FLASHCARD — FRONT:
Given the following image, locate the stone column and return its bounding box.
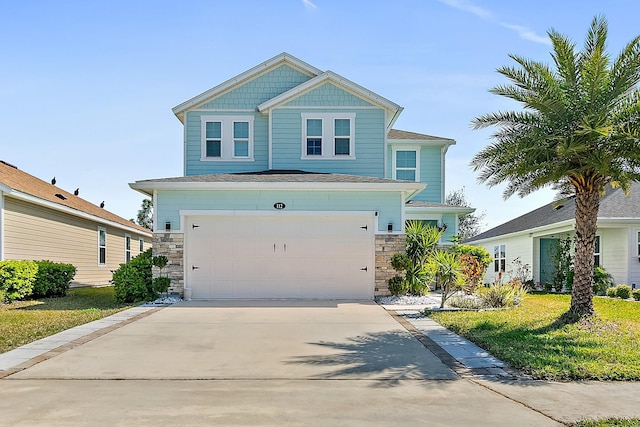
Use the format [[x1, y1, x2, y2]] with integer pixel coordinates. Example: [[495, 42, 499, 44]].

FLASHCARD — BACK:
[[152, 232, 184, 296], [375, 234, 405, 296]]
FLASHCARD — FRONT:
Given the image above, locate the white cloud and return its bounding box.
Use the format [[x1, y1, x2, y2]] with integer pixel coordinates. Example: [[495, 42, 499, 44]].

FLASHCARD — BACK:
[[436, 0, 493, 20], [437, 0, 550, 45], [302, 0, 317, 9], [499, 23, 551, 45]]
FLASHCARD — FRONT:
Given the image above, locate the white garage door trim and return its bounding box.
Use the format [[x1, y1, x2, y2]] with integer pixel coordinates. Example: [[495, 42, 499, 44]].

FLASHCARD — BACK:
[[183, 210, 377, 300]]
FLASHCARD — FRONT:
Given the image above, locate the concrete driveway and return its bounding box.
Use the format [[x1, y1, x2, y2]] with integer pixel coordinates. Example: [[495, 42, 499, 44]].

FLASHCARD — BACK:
[[1, 301, 560, 426]]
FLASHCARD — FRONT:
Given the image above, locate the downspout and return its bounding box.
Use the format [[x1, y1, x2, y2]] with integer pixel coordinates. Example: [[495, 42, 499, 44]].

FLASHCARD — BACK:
[[183, 113, 188, 176], [152, 190, 158, 234], [268, 109, 273, 170], [0, 192, 4, 260], [441, 145, 448, 203]]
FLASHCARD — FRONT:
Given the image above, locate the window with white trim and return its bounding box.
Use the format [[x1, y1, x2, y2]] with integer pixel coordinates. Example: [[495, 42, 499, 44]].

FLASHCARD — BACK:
[[98, 227, 107, 266], [201, 116, 254, 161], [393, 148, 420, 182], [494, 244, 506, 273], [139, 238, 145, 254], [637, 231, 640, 257], [594, 235, 601, 267], [125, 234, 132, 262], [301, 113, 355, 159]]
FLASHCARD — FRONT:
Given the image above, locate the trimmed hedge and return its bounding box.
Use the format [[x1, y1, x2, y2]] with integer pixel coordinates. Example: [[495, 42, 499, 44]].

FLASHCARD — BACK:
[[32, 260, 76, 298], [0, 260, 38, 303]]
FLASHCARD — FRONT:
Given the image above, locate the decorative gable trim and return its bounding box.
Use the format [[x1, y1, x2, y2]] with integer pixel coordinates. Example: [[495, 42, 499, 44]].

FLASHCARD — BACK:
[[257, 71, 403, 129], [172, 53, 322, 122]]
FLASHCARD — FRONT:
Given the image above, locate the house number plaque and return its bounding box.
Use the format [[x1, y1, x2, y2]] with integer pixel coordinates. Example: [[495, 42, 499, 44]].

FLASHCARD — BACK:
[[273, 202, 286, 210]]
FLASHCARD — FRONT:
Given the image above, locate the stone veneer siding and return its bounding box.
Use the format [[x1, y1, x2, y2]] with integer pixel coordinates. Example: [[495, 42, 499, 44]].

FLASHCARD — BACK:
[[152, 233, 184, 295], [375, 234, 405, 296]]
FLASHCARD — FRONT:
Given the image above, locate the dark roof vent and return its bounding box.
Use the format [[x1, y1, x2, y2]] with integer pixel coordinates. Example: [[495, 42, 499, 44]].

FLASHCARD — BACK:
[[0, 160, 18, 169], [55, 193, 67, 200]]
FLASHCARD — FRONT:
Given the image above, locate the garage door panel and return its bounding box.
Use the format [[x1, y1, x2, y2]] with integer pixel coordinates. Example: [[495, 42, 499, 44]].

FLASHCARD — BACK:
[[186, 214, 375, 299]]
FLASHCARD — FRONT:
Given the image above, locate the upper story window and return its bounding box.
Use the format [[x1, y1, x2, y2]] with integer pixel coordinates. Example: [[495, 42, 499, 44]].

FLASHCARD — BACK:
[[301, 113, 355, 159], [494, 244, 506, 273], [201, 116, 254, 161], [393, 147, 420, 182]]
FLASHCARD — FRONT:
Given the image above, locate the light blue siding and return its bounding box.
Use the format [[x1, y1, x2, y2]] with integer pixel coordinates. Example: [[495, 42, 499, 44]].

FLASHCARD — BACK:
[[201, 65, 313, 109], [184, 111, 268, 175], [284, 83, 374, 107], [414, 146, 442, 203], [157, 190, 401, 233], [441, 213, 457, 243], [271, 108, 386, 176]]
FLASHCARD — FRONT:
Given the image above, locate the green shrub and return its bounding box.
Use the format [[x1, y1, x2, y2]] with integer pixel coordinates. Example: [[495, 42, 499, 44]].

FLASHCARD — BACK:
[[388, 275, 409, 295], [153, 277, 171, 294], [616, 285, 632, 300], [593, 266, 615, 295], [112, 249, 155, 303], [0, 260, 38, 303], [477, 280, 527, 308], [31, 260, 76, 298], [633, 289, 640, 301], [606, 286, 618, 298]]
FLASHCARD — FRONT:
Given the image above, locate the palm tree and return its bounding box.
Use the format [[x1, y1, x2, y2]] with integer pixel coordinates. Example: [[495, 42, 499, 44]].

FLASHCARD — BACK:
[[471, 16, 640, 318]]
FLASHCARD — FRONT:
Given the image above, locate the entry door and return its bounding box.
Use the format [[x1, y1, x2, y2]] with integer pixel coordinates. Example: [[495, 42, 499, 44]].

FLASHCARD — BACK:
[[185, 213, 375, 299]]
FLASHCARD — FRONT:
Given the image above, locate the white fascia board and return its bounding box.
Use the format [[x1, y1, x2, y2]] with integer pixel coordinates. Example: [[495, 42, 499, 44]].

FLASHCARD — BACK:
[[5, 189, 152, 237], [467, 219, 576, 244], [130, 180, 425, 194], [257, 71, 402, 116], [405, 205, 475, 215], [387, 138, 456, 147], [172, 53, 322, 121]]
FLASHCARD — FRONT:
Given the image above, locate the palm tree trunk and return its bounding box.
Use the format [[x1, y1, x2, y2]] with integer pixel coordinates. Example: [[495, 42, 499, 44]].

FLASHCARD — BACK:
[[570, 187, 600, 317]]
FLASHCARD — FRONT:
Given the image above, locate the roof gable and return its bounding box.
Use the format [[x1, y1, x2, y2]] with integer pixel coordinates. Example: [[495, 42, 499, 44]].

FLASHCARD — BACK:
[[388, 129, 455, 146], [0, 161, 150, 235], [172, 53, 322, 122], [466, 183, 640, 242], [283, 82, 375, 108], [257, 71, 402, 128]]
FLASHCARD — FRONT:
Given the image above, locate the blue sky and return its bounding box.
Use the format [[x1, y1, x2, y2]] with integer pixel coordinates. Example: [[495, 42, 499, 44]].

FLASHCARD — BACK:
[[1, 0, 638, 229]]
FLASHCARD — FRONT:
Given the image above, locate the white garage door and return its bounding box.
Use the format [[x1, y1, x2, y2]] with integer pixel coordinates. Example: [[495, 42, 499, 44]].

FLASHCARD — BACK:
[[185, 213, 375, 299]]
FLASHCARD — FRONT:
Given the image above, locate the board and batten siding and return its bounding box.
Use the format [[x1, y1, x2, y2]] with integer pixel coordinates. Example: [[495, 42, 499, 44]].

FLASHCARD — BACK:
[[270, 107, 386, 176], [156, 189, 402, 233], [2, 197, 151, 286], [476, 235, 533, 284]]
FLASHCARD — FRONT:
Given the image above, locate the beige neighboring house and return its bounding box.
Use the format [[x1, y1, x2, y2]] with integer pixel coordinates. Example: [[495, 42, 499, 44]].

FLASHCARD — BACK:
[[0, 160, 152, 286]]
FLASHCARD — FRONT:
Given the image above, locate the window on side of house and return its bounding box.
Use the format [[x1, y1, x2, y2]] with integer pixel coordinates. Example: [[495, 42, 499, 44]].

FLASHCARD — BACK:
[[394, 149, 419, 182], [139, 238, 145, 254], [125, 234, 131, 262], [594, 235, 601, 267], [637, 231, 640, 257], [301, 113, 355, 159], [494, 244, 506, 273], [201, 116, 254, 161], [98, 227, 107, 266]]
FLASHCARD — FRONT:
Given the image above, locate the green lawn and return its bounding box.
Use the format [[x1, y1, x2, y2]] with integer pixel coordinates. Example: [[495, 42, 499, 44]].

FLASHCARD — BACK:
[[577, 419, 640, 427], [428, 294, 640, 380], [0, 287, 132, 354]]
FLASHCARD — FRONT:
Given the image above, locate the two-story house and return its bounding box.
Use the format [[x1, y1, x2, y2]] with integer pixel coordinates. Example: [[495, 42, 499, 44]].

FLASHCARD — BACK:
[[130, 53, 472, 300]]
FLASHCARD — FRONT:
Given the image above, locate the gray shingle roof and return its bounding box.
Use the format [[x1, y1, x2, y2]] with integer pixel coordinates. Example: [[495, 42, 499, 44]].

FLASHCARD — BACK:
[[135, 170, 408, 184], [388, 129, 454, 142], [466, 183, 640, 242]]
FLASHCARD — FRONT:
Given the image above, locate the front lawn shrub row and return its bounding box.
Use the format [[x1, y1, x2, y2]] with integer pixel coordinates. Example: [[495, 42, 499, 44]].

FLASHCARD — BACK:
[[633, 289, 640, 301], [0, 260, 76, 303], [607, 285, 633, 300]]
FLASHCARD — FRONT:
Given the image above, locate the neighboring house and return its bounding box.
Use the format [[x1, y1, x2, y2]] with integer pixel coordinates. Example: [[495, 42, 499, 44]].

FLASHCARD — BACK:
[[0, 160, 152, 286], [466, 183, 640, 288], [130, 52, 473, 300]]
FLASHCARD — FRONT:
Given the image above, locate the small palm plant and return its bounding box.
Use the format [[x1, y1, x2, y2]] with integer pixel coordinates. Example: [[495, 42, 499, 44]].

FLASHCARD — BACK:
[[428, 250, 466, 308]]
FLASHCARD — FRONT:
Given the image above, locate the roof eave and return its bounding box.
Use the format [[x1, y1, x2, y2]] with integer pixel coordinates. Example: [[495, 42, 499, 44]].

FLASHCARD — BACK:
[[172, 53, 322, 122], [257, 71, 402, 119]]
